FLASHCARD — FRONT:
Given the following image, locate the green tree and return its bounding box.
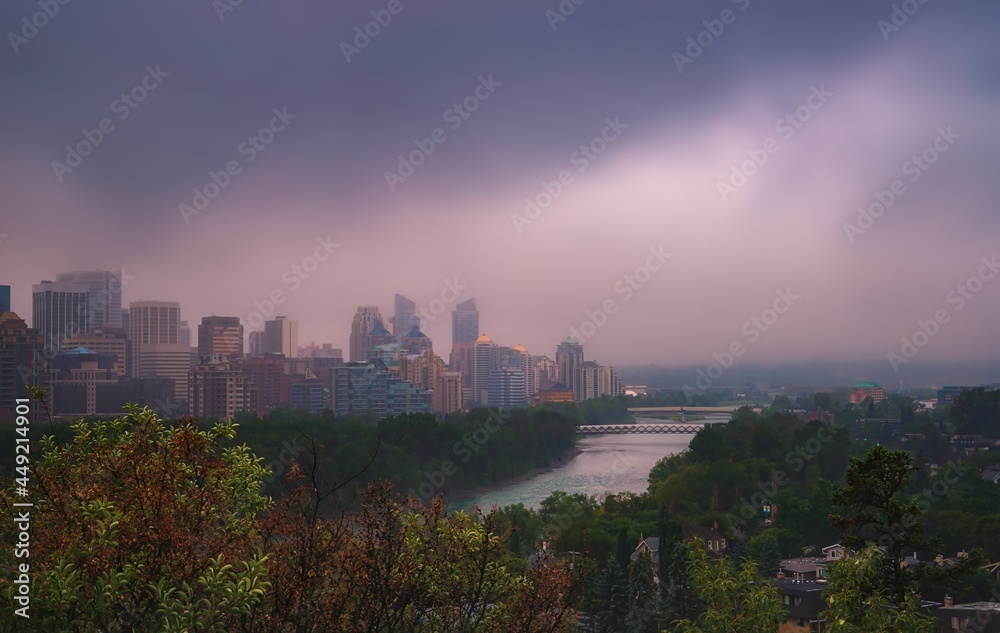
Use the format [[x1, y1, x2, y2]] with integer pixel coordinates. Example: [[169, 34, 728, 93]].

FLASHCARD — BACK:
[[673, 538, 785, 633], [820, 547, 936, 633], [749, 531, 781, 578], [625, 549, 659, 633], [582, 557, 628, 633]]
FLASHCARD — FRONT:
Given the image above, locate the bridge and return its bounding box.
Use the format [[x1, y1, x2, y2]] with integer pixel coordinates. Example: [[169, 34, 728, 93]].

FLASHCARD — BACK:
[[627, 406, 748, 413], [577, 422, 716, 435]]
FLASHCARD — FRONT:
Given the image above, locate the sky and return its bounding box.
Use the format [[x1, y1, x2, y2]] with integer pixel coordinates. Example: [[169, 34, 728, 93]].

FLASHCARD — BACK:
[[1, 0, 999, 376]]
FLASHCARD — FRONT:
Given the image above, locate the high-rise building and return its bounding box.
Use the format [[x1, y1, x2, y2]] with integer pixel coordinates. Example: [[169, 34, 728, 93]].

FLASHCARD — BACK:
[[452, 298, 479, 346], [128, 301, 181, 379], [234, 357, 289, 413], [0, 285, 9, 313], [189, 355, 248, 419], [179, 320, 191, 347], [33, 281, 90, 356], [263, 316, 297, 358], [556, 338, 584, 400], [290, 378, 329, 416], [489, 366, 527, 409], [434, 372, 463, 414], [402, 324, 432, 355], [332, 362, 388, 416], [248, 330, 264, 357], [198, 316, 244, 361], [0, 311, 47, 419], [137, 343, 190, 409], [393, 294, 418, 342], [63, 329, 128, 377], [366, 320, 395, 352], [49, 346, 121, 417], [574, 361, 625, 401], [471, 334, 497, 406], [350, 306, 382, 362], [55, 270, 123, 331], [531, 355, 556, 396]]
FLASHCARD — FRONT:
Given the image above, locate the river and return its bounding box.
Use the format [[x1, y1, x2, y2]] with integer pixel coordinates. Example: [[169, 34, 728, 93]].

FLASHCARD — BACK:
[[451, 415, 725, 511]]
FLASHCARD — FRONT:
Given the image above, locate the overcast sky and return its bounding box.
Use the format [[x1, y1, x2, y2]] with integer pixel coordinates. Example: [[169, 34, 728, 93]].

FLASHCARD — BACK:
[[1, 0, 998, 372]]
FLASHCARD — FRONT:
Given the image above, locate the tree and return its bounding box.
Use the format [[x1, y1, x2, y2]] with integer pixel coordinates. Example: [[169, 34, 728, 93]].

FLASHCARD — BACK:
[[626, 549, 659, 633], [749, 531, 781, 578], [582, 557, 628, 633], [673, 538, 785, 633], [950, 388, 1000, 435], [659, 538, 699, 629], [829, 445, 984, 604], [820, 547, 936, 633]]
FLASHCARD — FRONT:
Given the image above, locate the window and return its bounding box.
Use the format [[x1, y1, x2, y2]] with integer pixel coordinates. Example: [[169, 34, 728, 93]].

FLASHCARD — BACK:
[[783, 594, 791, 605]]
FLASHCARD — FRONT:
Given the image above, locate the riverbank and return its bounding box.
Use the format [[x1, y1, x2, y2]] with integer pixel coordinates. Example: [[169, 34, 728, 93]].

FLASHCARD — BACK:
[[448, 446, 584, 510]]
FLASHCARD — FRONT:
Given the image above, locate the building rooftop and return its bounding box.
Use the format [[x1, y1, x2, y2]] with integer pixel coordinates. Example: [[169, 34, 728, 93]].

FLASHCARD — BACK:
[[475, 334, 493, 344]]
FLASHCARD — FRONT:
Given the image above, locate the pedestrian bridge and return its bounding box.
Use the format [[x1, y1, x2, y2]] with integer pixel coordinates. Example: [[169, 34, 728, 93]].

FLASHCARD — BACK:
[[576, 423, 716, 435]]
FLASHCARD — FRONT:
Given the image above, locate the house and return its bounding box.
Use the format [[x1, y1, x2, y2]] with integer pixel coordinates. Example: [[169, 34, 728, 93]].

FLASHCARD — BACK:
[[983, 561, 1000, 581], [779, 544, 846, 581], [683, 525, 726, 555], [630, 536, 660, 566], [982, 466, 1000, 484], [935, 599, 1000, 633], [771, 577, 828, 632]]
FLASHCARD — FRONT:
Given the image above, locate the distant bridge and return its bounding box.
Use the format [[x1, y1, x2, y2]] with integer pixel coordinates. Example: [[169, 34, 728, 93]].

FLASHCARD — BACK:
[[627, 406, 750, 413], [577, 423, 717, 435]]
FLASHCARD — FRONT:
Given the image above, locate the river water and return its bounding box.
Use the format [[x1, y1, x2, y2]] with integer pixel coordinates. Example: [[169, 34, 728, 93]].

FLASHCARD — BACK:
[[451, 416, 723, 511]]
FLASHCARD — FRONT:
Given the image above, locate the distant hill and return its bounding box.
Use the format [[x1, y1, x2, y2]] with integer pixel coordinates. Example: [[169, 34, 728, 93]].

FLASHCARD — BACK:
[[616, 360, 1000, 390]]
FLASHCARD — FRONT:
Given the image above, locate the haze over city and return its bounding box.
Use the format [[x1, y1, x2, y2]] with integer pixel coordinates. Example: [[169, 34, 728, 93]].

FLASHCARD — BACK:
[[2, 0, 999, 373]]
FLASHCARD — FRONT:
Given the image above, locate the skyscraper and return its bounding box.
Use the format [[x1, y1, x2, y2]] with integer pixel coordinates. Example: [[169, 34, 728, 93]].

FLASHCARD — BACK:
[[0, 285, 10, 312], [129, 301, 187, 407], [471, 334, 496, 406], [556, 337, 584, 400], [393, 294, 418, 342], [489, 366, 527, 409], [451, 298, 479, 345], [350, 306, 382, 362], [263, 316, 298, 358], [198, 316, 244, 361], [0, 312, 47, 418], [33, 281, 90, 356], [55, 270, 123, 331]]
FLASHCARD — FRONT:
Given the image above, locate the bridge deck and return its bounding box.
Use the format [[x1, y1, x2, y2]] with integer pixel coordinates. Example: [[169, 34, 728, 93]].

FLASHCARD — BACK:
[[577, 423, 716, 435]]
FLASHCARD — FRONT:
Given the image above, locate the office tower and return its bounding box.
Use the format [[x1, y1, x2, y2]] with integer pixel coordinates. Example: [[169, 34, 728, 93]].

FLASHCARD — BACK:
[[451, 298, 479, 345], [303, 342, 342, 359], [55, 270, 123, 331], [0, 312, 47, 417], [121, 308, 129, 334], [367, 320, 395, 351], [128, 301, 188, 407], [471, 334, 497, 406], [248, 330, 264, 357], [332, 362, 388, 416], [602, 365, 625, 398], [489, 366, 527, 409], [179, 320, 191, 347], [350, 306, 383, 362], [234, 357, 289, 413], [0, 285, 9, 312], [189, 355, 249, 419], [290, 378, 329, 416], [556, 337, 584, 400], [402, 324, 432, 355], [263, 316, 298, 358], [32, 280, 90, 355], [393, 294, 418, 342], [198, 316, 244, 361], [49, 346, 122, 417], [63, 329, 128, 377]]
